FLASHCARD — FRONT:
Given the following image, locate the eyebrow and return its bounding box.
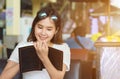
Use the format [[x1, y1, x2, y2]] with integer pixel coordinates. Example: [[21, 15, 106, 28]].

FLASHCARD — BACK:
[[37, 24, 54, 28]]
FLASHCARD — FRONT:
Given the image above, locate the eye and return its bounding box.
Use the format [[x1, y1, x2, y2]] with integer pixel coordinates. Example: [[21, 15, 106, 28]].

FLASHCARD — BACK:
[[37, 24, 43, 29], [47, 28, 52, 31], [38, 26, 42, 29]]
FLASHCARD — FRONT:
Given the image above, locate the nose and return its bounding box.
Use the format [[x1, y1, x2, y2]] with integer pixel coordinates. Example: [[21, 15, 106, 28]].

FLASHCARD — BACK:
[[41, 29, 46, 35]]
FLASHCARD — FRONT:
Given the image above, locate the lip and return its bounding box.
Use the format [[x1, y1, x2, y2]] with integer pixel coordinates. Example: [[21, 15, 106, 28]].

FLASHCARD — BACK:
[[39, 37, 47, 40], [40, 38, 46, 40]]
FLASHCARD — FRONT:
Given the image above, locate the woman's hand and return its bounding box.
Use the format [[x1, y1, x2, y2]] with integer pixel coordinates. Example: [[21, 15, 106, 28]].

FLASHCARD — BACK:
[[34, 41, 49, 61]]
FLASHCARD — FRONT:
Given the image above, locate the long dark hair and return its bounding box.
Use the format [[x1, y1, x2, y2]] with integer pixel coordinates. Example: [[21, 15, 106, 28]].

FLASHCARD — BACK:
[[27, 6, 63, 44]]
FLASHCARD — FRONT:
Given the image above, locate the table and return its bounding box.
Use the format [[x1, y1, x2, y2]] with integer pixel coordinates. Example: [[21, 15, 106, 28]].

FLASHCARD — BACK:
[[95, 42, 120, 79]]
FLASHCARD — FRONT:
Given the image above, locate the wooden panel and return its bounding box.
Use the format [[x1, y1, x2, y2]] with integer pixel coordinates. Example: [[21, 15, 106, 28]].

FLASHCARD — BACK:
[[69, 0, 98, 2], [69, 0, 108, 3], [70, 49, 94, 61], [95, 42, 120, 47]]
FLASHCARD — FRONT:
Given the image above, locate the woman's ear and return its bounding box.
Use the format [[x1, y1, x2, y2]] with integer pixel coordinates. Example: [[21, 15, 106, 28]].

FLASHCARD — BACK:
[[55, 30, 58, 34], [55, 28, 59, 34]]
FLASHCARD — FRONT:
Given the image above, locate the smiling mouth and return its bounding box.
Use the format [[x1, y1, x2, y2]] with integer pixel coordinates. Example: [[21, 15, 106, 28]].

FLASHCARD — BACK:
[[40, 37, 47, 40]]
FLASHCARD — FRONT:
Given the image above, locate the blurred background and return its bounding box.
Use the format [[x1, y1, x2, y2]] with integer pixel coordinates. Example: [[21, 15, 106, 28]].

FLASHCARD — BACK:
[[0, 0, 120, 58]]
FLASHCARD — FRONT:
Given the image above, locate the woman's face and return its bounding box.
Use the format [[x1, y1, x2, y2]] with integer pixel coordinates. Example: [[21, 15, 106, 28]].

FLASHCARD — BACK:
[[34, 17, 57, 44]]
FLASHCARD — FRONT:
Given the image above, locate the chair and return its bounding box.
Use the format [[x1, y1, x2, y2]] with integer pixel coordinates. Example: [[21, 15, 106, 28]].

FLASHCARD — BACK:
[[70, 48, 94, 61], [0, 59, 21, 79], [6, 48, 13, 59], [64, 48, 94, 79], [0, 59, 7, 74], [6, 42, 18, 59], [64, 60, 81, 79]]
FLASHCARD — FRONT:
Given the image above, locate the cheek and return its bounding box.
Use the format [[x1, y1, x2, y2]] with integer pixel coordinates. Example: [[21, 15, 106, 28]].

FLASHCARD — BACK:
[[35, 28, 41, 34], [48, 31, 56, 38], [48, 32, 55, 37]]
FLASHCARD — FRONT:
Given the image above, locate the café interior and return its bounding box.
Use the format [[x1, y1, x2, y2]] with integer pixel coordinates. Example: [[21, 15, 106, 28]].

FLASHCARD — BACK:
[[1, 0, 120, 79]]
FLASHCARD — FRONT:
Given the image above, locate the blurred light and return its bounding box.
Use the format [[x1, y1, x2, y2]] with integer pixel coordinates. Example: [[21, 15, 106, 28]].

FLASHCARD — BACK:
[[49, 0, 56, 3], [90, 17, 99, 34], [99, 16, 106, 24], [0, 0, 5, 9], [111, 0, 120, 8]]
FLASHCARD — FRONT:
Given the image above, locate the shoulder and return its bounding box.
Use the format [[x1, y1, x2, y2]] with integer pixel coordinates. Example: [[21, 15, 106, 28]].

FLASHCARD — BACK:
[[54, 43, 69, 47], [53, 43, 70, 51]]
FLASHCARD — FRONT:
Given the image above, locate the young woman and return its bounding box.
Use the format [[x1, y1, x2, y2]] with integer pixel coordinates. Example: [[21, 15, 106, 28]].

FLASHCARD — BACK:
[[0, 6, 70, 79]]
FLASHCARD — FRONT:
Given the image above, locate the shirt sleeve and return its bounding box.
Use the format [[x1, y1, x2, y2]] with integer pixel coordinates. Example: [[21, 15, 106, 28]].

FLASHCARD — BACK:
[[62, 43, 71, 71], [8, 43, 20, 63]]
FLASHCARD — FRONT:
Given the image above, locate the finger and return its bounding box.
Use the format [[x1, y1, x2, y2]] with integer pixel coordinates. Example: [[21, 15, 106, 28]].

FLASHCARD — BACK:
[[33, 42, 40, 55], [36, 41, 39, 48], [39, 41, 44, 48], [44, 41, 48, 48]]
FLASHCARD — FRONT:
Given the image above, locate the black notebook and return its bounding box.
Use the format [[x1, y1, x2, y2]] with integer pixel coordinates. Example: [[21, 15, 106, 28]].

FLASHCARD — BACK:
[[19, 45, 63, 73]]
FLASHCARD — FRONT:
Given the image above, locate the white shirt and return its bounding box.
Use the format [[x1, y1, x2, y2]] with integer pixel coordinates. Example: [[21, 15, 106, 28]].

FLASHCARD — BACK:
[[9, 41, 71, 79]]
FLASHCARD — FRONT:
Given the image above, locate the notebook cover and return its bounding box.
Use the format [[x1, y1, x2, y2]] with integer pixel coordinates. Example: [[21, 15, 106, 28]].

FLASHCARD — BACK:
[[19, 45, 63, 73]]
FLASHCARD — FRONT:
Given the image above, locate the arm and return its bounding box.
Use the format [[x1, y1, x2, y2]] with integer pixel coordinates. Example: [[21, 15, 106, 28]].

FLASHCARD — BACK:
[[0, 60, 19, 79]]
